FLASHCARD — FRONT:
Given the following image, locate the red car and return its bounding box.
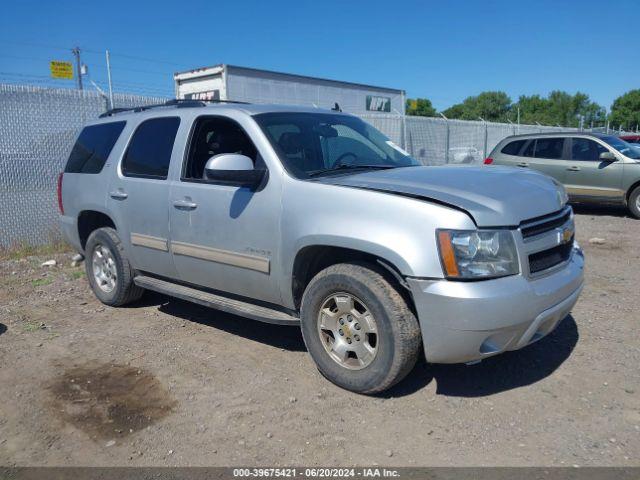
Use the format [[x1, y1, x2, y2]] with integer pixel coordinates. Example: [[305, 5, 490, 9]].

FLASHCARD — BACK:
[[620, 134, 640, 145]]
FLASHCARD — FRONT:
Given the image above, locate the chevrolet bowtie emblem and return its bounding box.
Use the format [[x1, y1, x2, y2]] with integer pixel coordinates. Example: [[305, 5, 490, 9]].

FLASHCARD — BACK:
[[561, 226, 574, 244]]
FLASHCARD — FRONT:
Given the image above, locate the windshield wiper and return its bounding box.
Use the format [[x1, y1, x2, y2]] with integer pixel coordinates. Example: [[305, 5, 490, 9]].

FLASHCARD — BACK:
[[307, 164, 398, 177]]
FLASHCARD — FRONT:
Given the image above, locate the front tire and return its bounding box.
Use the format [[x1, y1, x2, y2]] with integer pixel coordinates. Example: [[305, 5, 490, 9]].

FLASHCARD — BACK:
[[85, 227, 143, 306], [300, 262, 421, 394], [628, 186, 640, 219]]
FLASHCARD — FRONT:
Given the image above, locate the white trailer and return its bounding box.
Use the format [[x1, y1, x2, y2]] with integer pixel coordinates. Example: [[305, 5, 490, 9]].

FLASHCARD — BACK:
[[173, 64, 405, 116]]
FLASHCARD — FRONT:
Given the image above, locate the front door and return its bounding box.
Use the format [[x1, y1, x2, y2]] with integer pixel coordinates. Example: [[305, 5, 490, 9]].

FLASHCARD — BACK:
[[107, 116, 181, 278], [565, 137, 624, 203], [168, 115, 282, 305]]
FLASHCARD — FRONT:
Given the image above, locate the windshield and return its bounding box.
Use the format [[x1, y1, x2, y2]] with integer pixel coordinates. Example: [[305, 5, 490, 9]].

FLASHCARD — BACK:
[[254, 112, 420, 178], [601, 135, 640, 159]]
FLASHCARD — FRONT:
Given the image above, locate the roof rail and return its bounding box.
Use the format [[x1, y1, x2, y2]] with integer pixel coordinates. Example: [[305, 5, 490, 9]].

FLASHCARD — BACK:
[[98, 98, 251, 118]]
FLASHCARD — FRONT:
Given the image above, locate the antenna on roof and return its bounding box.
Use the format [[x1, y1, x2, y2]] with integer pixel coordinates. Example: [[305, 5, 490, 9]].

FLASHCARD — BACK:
[[331, 102, 342, 112]]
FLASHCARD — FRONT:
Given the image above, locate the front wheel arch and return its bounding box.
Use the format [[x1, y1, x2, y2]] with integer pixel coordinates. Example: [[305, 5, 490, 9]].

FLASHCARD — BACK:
[[290, 245, 414, 312]]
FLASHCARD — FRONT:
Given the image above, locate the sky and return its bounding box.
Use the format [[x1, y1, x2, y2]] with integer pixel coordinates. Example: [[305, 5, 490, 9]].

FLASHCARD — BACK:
[[0, 0, 637, 111]]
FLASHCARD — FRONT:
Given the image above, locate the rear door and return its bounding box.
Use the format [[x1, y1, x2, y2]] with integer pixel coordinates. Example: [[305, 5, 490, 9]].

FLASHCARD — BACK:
[[107, 116, 181, 278], [565, 137, 624, 203], [493, 138, 528, 167], [518, 137, 569, 183]]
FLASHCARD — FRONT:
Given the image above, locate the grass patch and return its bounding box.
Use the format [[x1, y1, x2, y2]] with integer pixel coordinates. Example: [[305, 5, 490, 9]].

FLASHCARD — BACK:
[[70, 270, 85, 280], [0, 241, 70, 261], [22, 321, 43, 332], [31, 278, 53, 287]]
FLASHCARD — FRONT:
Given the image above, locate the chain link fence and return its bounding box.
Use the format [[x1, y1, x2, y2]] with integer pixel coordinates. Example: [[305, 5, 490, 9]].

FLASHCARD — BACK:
[[360, 114, 594, 166], [0, 83, 634, 247], [0, 84, 166, 248]]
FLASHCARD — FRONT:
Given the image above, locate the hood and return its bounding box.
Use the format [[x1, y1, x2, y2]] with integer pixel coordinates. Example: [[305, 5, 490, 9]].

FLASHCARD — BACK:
[[317, 165, 565, 226]]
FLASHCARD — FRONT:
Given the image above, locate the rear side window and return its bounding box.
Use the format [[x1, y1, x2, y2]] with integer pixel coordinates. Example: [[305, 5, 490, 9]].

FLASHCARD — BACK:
[[65, 121, 126, 174], [522, 140, 536, 157], [500, 139, 526, 155], [534, 138, 564, 159], [122, 117, 180, 179]]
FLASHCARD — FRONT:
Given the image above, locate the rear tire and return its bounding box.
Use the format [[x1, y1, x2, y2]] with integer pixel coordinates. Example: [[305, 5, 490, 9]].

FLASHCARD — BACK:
[[300, 262, 421, 394], [628, 186, 640, 219], [85, 227, 143, 306]]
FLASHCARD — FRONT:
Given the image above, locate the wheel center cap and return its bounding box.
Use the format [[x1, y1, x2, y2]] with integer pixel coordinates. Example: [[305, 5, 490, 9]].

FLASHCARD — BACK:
[[342, 324, 352, 337]]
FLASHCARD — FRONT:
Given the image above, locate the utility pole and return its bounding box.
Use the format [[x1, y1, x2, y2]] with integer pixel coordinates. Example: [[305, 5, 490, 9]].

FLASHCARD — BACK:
[[106, 50, 114, 109], [72, 47, 83, 90]]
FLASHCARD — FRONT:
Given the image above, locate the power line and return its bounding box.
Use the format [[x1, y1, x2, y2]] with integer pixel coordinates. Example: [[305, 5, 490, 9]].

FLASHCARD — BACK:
[[77, 46, 187, 67], [0, 53, 172, 79], [0, 40, 181, 96], [0, 53, 58, 62], [0, 40, 189, 69], [0, 71, 172, 97], [0, 40, 71, 52], [110, 66, 171, 76]]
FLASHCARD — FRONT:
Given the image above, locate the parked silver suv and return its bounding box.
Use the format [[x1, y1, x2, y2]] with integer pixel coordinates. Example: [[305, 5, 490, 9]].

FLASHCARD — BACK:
[[59, 100, 584, 393], [487, 132, 640, 218]]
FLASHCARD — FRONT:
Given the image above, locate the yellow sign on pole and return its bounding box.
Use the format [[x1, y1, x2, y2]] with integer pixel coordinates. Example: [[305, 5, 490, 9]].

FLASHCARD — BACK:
[[50, 61, 74, 80]]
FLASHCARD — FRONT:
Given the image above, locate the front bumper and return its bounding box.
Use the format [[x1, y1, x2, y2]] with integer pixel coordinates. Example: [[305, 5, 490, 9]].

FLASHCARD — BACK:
[[407, 246, 584, 364]]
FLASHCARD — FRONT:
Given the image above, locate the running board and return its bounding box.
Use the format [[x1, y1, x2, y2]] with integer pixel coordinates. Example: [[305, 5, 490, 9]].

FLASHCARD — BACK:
[[133, 275, 299, 325]]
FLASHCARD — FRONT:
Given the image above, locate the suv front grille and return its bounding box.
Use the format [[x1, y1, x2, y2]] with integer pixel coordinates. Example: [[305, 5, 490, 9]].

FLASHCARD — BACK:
[[528, 239, 573, 274], [520, 207, 571, 239]]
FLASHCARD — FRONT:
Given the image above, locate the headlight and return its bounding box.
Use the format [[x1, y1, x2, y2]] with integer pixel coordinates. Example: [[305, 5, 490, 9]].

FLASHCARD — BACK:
[[436, 229, 519, 279], [559, 185, 569, 205], [551, 179, 569, 205]]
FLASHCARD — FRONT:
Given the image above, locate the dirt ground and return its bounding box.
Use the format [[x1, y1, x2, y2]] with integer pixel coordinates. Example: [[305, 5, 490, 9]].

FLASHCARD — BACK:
[[0, 205, 638, 467]]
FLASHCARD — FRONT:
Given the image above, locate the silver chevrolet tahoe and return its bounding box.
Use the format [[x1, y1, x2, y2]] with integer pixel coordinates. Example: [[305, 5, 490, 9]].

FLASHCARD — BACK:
[[58, 100, 584, 394]]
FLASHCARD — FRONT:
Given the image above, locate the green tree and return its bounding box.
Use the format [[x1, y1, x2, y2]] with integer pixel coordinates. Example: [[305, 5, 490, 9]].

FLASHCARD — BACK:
[[573, 92, 607, 127], [514, 94, 550, 125], [514, 91, 605, 127], [609, 90, 640, 130], [442, 91, 512, 122], [406, 98, 437, 117], [442, 103, 465, 119]]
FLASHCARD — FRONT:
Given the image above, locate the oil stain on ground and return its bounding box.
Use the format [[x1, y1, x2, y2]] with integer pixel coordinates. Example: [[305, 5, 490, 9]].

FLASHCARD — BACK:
[[49, 362, 177, 439]]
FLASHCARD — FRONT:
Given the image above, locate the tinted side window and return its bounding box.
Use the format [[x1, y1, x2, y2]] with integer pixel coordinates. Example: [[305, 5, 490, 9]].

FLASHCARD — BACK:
[[122, 117, 180, 179], [522, 140, 536, 157], [500, 139, 526, 155], [571, 138, 608, 161], [65, 122, 126, 174], [534, 138, 564, 159]]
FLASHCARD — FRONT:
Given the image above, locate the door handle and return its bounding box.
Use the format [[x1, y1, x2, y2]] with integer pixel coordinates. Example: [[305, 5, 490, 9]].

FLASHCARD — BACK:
[[109, 190, 128, 200], [517, 162, 529, 167], [173, 199, 198, 210], [566, 166, 581, 171]]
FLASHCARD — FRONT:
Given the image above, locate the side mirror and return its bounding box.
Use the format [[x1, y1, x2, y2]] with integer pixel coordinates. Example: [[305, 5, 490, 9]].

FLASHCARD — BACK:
[[204, 154, 266, 188], [599, 151, 617, 162]]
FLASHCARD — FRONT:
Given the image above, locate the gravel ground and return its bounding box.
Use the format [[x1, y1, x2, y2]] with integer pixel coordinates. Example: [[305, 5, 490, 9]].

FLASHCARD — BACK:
[[0, 206, 638, 467]]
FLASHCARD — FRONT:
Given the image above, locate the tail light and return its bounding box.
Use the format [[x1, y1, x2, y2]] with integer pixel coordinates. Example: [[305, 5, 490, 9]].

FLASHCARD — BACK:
[[483, 157, 494, 165], [57, 172, 64, 215]]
